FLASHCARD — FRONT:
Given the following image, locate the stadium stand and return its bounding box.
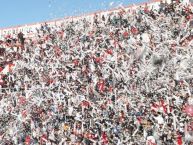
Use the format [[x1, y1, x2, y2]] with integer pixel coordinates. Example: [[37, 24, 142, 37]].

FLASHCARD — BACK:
[[0, 0, 193, 144]]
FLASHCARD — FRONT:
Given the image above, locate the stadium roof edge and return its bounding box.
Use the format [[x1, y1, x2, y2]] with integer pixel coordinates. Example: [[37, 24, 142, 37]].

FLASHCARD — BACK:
[[0, 0, 161, 31]]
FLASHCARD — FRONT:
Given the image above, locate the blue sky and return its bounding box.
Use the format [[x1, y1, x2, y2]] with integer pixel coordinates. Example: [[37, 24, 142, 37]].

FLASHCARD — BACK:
[[0, 0, 147, 28]]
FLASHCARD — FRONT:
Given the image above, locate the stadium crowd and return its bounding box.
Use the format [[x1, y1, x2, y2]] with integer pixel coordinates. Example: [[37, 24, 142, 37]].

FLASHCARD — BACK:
[[0, 0, 193, 144]]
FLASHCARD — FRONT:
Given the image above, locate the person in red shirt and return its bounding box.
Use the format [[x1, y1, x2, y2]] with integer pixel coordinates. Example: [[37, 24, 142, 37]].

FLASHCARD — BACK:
[[101, 132, 108, 145], [97, 79, 105, 93], [25, 136, 31, 145]]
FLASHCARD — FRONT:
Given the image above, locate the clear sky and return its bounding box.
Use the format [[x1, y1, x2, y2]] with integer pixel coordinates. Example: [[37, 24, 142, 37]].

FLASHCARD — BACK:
[[0, 0, 147, 28]]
